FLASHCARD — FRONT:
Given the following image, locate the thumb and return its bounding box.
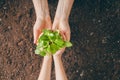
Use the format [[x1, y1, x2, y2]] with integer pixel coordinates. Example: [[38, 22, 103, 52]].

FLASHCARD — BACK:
[[54, 48, 65, 56], [52, 21, 58, 30], [33, 29, 41, 44], [33, 20, 43, 44]]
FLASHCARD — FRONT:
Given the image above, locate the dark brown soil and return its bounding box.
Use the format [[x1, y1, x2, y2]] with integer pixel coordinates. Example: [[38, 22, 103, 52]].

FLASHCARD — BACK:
[[0, 0, 120, 80]]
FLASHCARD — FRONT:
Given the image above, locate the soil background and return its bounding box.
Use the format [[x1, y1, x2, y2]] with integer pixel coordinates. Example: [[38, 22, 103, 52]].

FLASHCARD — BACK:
[[0, 0, 120, 80]]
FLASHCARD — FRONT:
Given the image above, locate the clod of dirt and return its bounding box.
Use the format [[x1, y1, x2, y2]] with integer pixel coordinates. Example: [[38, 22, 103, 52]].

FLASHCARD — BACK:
[[30, 48, 33, 52], [0, 18, 2, 21], [17, 40, 24, 46], [8, 26, 12, 30]]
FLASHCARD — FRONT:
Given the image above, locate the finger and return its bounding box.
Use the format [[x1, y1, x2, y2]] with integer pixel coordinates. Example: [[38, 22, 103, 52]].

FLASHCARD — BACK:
[[52, 24, 56, 30], [52, 21, 58, 30], [33, 28, 41, 44], [65, 31, 70, 41], [60, 32, 67, 41], [33, 20, 43, 44], [55, 48, 65, 55]]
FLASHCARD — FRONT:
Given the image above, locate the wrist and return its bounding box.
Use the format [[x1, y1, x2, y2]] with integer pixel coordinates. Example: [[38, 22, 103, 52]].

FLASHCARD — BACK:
[[36, 10, 50, 18], [33, 0, 50, 20], [44, 55, 52, 61], [54, 17, 68, 23], [36, 14, 50, 21], [54, 0, 74, 22], [53, 55, 62, 60]]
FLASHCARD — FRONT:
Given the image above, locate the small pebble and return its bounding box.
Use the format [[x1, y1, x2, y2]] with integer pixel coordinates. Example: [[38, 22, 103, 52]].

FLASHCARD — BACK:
[[30, 48, 32, 52], [86, 40, 89, 43], [76, 70, 79, 73], [17, 41, 24, 46], [117, 40, 120, 43], [80, 71, 84, 77], [113, 59, 115, 62], [3, 7, 7, 9], [98, 20, 101, 23], [90, 32, 94, 36], [102, 37, 107, 44], [24, 25, 27, 29], [0, 18, 2, 21], [74, 56, 77, 58], [90, 69, 93, 72], [118, 60, 120, 63], [8, 26, 12, 30]]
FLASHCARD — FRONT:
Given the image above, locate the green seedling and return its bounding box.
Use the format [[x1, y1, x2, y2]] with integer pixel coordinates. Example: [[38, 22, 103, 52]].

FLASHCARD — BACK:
[[35, 29, 72, 56]]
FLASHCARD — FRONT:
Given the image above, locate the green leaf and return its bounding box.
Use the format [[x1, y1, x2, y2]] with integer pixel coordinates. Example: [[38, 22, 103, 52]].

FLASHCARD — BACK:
[[35, 49, 41, 54], [50, 43, 59, 54], [54, 39, 65, 47], [46, 45, 51, 53], [43, 41, 49, 47], [35, 29, 72, 56], [39, 35, 49, 41], [37, 41, 44, 48], [48, 33, 56, 41], [43, 29, 52, 36], [37, 41, 48, 48], [53, 31, 62, 39], [64, 41, 72, 47], [40, 51, 46, 56], [49, 33, 54, 37], [53, 31, 59, 36]]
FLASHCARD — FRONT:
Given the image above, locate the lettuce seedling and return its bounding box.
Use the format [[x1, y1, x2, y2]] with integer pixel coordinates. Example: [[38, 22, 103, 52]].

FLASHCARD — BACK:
[[35, 29, 72, 56]]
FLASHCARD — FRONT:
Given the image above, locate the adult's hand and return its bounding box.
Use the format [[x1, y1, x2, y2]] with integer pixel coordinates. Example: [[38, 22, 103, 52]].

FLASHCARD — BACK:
[[33, 16, 52, 44], [52, 19, 70, 57], [52, 0, 74, 57], [52, 19, 70, 41], [32, 0, 52, 44]]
